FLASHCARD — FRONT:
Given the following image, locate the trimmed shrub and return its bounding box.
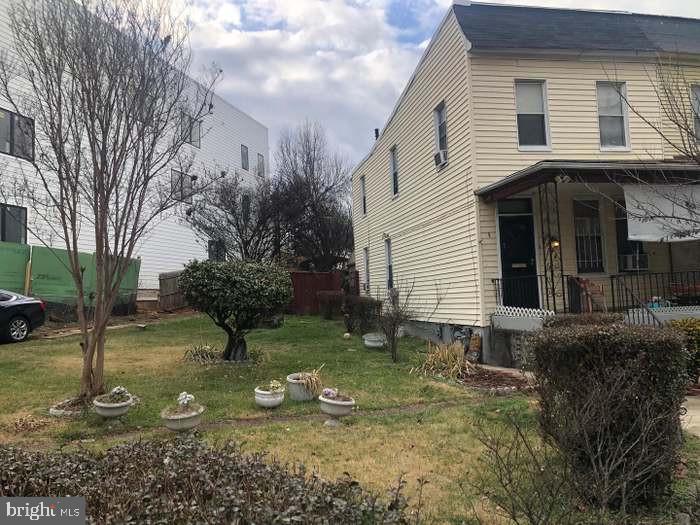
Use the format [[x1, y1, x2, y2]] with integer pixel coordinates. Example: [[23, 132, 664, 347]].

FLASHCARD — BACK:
[[670, 318, 700, 383], [0, 437, 411, 524], [317, 290, 344, 320], [343, 295, 381, 334], [542, 312, 623, 328], [529, 324, 688, 509], [179, 260, 292, 361]]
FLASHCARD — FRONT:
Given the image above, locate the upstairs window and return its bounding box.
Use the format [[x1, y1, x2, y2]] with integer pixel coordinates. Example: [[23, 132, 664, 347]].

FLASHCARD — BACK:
[[208, 239, 226, 262], [692, 85, 700, 141], [515, 80, 548, 147], [0, 203, 27, 244], [389, 146, 399, 196], [574, 200, 604, 273], [434, 102, 447, 152], [0, 109, 34, 161], [597, 82, 628, 148], [257, 153, 265, 177], [171, 169, 193, 204], [384, 238, 393, 289], [241, 144, 249, 171], [360, 175, 367, 215], [181, 113, 201, 148]]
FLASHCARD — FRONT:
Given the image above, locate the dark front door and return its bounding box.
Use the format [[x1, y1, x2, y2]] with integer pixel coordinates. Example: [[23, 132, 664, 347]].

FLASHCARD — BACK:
[[499, 213, 539, 308]]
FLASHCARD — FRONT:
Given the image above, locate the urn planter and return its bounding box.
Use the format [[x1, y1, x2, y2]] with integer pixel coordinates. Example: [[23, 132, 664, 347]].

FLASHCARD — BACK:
[[254, 387, 285, 408], [319, 394, 356, 419], [161, 405, 205, 431], [286, 373, 317, 401], [93, 396, 134, 418]]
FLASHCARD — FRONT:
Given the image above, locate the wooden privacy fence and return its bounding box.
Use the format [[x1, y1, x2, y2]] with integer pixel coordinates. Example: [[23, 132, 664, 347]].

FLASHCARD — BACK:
[[158, 268, 358, 314], [289, 271, 349, 315], [159, 270, 186, 311]]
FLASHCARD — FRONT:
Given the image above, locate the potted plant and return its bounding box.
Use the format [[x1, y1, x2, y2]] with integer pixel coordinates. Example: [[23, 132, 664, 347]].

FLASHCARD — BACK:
[[161, 392, 205, 431], [254, 379, 285, 408], [319, 387, 356, 426], [286, 364, 324, 401], [93, 386, 134, 418]]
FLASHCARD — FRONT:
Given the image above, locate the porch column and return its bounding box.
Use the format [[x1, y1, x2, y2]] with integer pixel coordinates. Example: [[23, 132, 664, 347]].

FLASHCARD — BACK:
[[537, 181, 565, 312]]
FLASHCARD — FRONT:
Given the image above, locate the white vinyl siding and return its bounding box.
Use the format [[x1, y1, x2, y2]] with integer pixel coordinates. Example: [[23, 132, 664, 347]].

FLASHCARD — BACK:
[[596, 81, 628, 149], [515, 80, 548, 148]]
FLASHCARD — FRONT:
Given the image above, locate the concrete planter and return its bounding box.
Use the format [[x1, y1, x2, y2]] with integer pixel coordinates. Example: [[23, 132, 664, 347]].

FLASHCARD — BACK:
[[362, 333, 385, 349], [93, 395, 133, 418], [254, 388, 285, 408], [286, 373, 316, 401], [319, 395, 355, 418], [161, 405, 205, 431]]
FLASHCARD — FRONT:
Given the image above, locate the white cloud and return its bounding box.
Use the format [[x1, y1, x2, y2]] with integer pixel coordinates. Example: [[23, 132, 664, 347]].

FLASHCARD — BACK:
[[187, 0, 700, 166]]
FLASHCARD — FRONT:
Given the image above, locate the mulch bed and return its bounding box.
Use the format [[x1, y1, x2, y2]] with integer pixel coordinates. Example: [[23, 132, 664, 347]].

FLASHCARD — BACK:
[[459, 367, 532, 394]]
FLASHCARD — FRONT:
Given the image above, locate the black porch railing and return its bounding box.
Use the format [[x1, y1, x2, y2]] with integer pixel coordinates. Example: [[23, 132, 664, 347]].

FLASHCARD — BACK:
[[493, 270, 700, 321]]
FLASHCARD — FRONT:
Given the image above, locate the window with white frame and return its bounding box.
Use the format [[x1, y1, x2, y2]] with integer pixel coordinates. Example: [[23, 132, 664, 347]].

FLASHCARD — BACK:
[[384, 238, 393, 289], [0, 203, 27, 244], [597, 81, 628, 148], [389, 146, 399, 196], [171, 169, 193, 204], [0, 108, 34, 161], [574, 200, 604, 273], [515, 80, 548, 147], [241, 144, 249, 171], [434, 102, 447, 152], [692, 85, 700, 141], [257, 153, 265, 177], [360, 175, 367, 215], [363, 247, 370, 291]]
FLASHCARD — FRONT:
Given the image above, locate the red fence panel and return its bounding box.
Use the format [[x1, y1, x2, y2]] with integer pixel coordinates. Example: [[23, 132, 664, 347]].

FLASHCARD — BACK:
[[289, 271, 346, 315]]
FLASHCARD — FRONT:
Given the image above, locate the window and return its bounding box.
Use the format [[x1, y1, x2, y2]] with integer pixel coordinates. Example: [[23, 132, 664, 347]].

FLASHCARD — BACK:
[[385, 238, 393, 289], [515, 80, 548, 147], [241, 144, 249, 171], [241, 193, 252, 223], [389, 146, 399, 196], [434, 102, 447, 152], [171, 169, 193, 204], [692, 85, 700, 141], [0, 204, 27, 244], [597, 82, 628, 148], [257, 153, 265, 177], [615, 201, 646, 272], [181, 113, 201, 148], [574, 200, 604, 273], [360, 175, 367, 215], [208, 239, 226, 262], [363, 247, 370, 291], [0, 108, 34, 161]]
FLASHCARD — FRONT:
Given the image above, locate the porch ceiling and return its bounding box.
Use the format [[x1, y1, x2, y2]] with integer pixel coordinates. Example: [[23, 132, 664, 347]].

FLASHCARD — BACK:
[[475, 160, 700, 202]]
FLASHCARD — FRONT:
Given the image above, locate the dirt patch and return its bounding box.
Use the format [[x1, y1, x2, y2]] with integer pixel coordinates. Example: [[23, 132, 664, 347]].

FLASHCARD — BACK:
[[459, 367, 532, 394], [36, 309, 198, 340]]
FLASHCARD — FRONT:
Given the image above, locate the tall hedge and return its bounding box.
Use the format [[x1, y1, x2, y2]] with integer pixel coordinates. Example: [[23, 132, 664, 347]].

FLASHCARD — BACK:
[[670, 318, 700, 383], [529, 323, 688, 509]]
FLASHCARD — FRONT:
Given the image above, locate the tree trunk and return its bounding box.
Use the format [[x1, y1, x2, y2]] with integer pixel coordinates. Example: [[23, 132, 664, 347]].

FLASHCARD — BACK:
[[222, 327, 248, 362]]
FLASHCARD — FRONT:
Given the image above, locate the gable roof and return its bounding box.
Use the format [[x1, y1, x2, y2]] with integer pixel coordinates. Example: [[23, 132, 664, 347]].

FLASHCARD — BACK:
[[453, 2, 700, 55]]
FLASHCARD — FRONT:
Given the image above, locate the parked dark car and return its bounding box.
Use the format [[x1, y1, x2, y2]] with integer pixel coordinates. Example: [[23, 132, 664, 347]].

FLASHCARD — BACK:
[[0, 290, 45, 343]]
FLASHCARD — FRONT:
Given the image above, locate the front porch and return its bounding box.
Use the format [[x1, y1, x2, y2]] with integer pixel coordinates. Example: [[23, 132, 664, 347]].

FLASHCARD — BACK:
[[477, 160, 700, 326]]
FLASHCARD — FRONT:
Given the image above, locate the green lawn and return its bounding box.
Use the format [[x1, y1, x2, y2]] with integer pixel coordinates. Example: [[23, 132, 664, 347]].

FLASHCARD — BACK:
[[0, 314, 698, 524]]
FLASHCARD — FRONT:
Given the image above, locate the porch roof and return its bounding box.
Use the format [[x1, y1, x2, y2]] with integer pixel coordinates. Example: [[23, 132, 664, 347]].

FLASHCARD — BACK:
[[475, 160, 700, 202]]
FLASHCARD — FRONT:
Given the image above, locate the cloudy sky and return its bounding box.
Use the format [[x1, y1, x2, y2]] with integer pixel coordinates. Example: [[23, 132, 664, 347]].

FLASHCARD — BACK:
[[186, 0, 700, 166]]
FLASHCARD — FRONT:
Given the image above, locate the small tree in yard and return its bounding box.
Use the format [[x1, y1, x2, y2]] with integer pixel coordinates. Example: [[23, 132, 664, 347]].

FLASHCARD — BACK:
[[179, 261, 292, 361], [0, 0, 220, 401]]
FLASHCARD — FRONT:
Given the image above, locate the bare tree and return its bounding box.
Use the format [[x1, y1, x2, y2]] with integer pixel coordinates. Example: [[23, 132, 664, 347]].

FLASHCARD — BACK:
[[274, 121, 354, 271], [187, 175, 277, 262], [0, 0, 221, 401]]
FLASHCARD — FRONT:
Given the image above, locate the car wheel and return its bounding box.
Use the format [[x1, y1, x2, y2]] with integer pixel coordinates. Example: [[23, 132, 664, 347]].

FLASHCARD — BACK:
[[7, 316, 30, 342]]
